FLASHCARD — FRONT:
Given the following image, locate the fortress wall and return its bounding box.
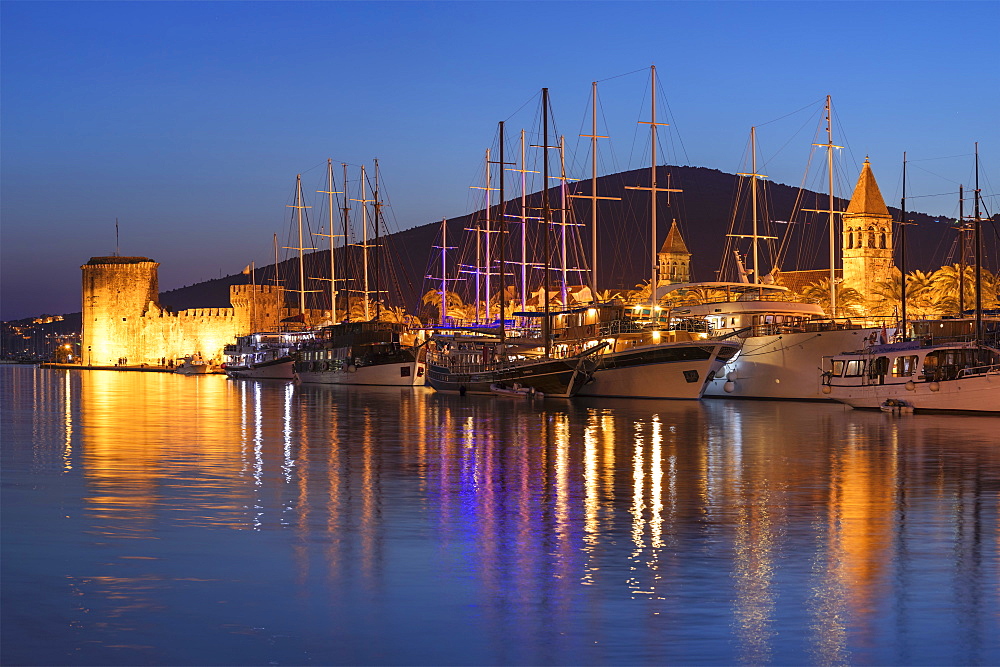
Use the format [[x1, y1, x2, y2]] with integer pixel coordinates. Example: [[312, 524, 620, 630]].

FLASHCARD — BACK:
[[82, 257, 330, 366]]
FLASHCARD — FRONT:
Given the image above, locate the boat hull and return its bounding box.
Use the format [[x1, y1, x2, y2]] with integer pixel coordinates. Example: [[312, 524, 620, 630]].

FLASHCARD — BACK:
[[704, 328, 879, 401], [427, 356, 591, 397], [225, 357, 294, 380], [828, 372, 1000, 412], [296, 360, 426, 386], [577, 340, 739, 399]]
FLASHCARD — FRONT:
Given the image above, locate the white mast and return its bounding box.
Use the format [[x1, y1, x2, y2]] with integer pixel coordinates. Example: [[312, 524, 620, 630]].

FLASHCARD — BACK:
[[285, 174, 315, 319], [350, 165, 375, 321], [470, 149, 498, 322], [315, 158, 344, 321], [570, 81, 619, 298], [559, 136, 569, 306], [626, 65, 681, 314], [733, 127, 775, 285], [809, 96, 842, 316]]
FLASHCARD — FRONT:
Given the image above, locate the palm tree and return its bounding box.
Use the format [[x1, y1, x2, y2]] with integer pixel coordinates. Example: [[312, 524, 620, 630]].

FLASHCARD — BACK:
[[420, 289, 467, 323], [800, 279, 864, 317], [931, 264, 999, 314]]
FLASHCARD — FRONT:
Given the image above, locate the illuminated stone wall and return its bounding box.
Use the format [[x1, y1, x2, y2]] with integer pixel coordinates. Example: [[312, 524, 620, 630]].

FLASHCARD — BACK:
[[81, 256, 317, 366]]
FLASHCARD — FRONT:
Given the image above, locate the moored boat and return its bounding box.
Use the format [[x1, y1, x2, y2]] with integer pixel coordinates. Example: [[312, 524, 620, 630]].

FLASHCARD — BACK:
[[822, 332, 1000, 413], [294, 321, 425, 386], [223, 330, 314, 380]]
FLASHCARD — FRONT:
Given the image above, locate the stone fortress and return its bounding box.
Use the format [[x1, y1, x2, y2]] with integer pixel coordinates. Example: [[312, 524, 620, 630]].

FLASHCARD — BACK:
[[80, 257, 310, 367]]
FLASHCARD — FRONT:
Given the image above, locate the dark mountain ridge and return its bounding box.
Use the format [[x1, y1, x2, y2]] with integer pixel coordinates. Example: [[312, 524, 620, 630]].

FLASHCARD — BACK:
[[104, 166, 1000, 315]]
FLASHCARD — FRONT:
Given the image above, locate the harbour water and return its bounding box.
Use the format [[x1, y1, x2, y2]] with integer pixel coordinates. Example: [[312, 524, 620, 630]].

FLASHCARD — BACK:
[[2, 365, 998, 665]]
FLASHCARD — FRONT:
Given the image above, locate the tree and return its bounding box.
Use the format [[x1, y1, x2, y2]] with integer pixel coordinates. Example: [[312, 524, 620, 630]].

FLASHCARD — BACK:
[[799, 279, 864, 317]]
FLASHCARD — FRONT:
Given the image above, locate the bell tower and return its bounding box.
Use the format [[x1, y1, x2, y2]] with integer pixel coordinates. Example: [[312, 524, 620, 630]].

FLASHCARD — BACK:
[[657, 220, 691, 285], [842, 159, 895, 305]]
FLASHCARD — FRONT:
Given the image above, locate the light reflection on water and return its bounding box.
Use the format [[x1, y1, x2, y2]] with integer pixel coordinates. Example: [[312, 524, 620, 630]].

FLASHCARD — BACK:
[[1, 364, 998, 665]]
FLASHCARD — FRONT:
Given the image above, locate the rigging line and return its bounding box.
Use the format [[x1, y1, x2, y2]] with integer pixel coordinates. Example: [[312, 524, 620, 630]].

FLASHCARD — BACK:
[[763, 107, 824, 168], [596, 66, 649, 83], [503, 90, 541, 123], [756, 98, 826, 127], [908, 153, 974, 162], [910, 162, 965, 185]]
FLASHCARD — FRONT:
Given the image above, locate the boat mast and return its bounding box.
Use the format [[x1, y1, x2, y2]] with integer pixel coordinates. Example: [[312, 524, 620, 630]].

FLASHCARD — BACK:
[[470, 149, 496, 322], [316, 158, 343, 322], [498, 121, 507, 349], [374, 159, 383, 321], [570, 82, 620, 300], [734, 127, 775, 285], [974, 142, 983, 342], [351, 165, 373, 321], [625, 65, 681, 316], [819, 97, 840, 316], [959, 184, 966, 315], [900, 152, 908, 337], [341, 163, 351, 323], [559, 136, 569, 307], [542, 87, 552, 357], [285, 174, 314, 319], [508, 129, 536, 312], [428, 218, 460, 327]]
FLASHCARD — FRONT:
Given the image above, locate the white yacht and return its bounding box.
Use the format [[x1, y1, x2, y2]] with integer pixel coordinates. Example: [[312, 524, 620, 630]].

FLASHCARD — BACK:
[[822, 319, 1000, 413], [657, 282, 882, 401], [223, 331, 314, 380]]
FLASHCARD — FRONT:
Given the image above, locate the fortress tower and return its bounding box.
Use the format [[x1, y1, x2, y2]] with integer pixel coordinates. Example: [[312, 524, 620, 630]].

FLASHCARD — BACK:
[[842, 159, 895, 305], [81, 257, 159, 366], [657, 220, 692, 285], [230, 284, 287, 334]]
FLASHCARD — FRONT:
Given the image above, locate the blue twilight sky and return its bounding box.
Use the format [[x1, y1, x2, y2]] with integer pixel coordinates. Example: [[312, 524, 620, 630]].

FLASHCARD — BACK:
[[2, 0, 997, 321]]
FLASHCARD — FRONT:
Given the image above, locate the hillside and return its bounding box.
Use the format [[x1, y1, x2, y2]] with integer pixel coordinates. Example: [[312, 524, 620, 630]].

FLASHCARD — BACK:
[[149, 166, 1000, 314]]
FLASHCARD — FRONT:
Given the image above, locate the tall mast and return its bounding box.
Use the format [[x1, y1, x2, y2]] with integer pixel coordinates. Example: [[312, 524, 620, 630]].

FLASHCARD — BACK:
[[625, 65, 681, 314], [542, 87, 552, 357], [498, 121, 507, 348], [900, 152, 907, 337], [341, 163, 351, 322], [316, 158, 343, 322], [426, 218, 459, 327], [734, 127, 774, 284], [351, 165, 373, 321], [469, 149, 496, 322], [559, 135, 569, 306], [819, 96, 840, 316], [974, 142, 983, 342], [571, 81, 619, 299], [285, 174, 314, 318], [374, 159, 383, 321], [959, 184, 966, 315]]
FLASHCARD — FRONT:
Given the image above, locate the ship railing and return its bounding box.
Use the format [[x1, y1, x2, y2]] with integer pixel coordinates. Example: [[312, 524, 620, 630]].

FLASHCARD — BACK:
[[956, 363, 1000, 379]]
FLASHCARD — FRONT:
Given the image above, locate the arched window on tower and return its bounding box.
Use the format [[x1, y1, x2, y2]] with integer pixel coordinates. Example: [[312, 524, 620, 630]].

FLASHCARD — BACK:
[[868, 227, 876, 248], [880, 232, 887, 249], [847, 231, 854, 249]]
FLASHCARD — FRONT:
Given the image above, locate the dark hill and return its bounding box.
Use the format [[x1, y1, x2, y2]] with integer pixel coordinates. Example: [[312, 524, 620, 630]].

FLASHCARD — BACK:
[[162, 166, 999, 314]]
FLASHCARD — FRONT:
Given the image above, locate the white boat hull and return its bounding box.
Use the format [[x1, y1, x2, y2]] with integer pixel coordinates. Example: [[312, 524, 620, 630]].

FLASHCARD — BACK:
[[296, 361, 426, 386], [828, 372, 1000, 412], [704, 328, 879, 401], [577, 341, 738, 399], [226, 358, 294, 380]]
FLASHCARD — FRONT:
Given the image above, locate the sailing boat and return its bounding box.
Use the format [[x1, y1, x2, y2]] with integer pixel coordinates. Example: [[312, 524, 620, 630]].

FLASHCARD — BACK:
[[294, 161, 427, 386], [572, 66, 741, 400], [425, 91, 605, 397], [224, 177, 318, 380], [822, 145, 1000, 412], [701, 101, 886, 400]]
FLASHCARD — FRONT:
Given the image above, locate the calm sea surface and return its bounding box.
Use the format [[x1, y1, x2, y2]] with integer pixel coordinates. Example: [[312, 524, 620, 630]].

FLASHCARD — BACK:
[[2, 365, 998, 665]]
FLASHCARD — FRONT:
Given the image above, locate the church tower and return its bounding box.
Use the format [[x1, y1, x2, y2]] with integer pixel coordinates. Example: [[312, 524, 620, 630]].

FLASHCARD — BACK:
[[657, 220, 691, 285], [842, 159, 895, 306]]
